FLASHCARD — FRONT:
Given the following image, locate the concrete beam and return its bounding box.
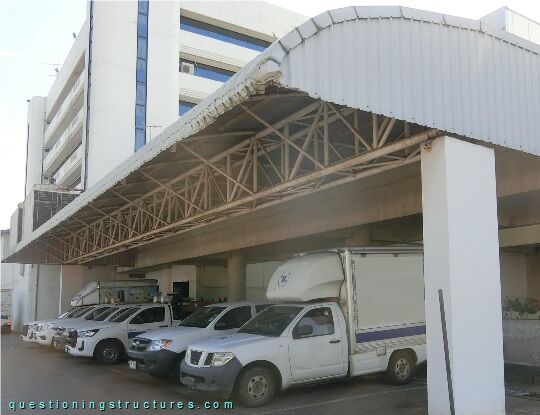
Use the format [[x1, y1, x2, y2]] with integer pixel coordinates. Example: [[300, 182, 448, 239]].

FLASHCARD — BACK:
[[499, 224, 540, 247]]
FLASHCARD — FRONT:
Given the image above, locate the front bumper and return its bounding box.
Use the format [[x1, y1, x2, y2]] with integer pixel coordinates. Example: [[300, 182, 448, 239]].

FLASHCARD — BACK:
[[66, 337, 98, 358], [34, 330, 54, 346], [180, 358, 243, 398], [127, 349, 180, 376]]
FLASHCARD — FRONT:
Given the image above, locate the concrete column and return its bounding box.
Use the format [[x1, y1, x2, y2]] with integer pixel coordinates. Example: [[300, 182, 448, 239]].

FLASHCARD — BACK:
[[228, 252, 247, 301], [421, 137, 505, 415]]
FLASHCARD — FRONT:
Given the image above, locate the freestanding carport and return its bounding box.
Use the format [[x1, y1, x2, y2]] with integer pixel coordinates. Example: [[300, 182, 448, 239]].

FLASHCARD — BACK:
[[4, 6, 540, 414]]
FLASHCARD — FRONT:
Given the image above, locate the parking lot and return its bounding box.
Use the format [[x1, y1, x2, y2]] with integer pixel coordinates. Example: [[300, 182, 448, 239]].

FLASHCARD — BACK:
[[1, 335, 538, 414]]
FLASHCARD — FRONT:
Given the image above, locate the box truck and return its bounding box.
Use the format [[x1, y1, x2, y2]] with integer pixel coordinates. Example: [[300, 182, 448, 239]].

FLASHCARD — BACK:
[[1, 289, 13, 334], [181, 248, 426, 407]]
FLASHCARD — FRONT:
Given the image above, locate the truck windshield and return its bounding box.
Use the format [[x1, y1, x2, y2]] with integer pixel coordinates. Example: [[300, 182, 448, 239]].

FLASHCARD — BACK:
[[238, 306, 302, 337], [69, 307, 90, 318], [89, 307, 118, 321], [180, 306, 226, 328], [110, 307, 140, 323]]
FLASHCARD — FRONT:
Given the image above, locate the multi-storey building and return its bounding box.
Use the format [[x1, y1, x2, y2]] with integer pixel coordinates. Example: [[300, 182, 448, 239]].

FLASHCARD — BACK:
[[4, 1, 307, 328]]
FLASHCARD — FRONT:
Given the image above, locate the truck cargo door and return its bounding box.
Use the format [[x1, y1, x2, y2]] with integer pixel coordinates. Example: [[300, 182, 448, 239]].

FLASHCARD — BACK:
[[288, 306, 347, 383]]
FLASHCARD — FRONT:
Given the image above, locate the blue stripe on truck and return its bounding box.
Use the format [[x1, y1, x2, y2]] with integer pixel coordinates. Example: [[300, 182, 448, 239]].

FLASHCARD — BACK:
[[356, 325, 426, 343], [128, 331, 145, 339]]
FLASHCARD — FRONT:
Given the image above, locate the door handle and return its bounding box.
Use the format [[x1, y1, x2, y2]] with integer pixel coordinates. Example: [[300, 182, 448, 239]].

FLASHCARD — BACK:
[[329, 339, 341, 344], [159, 325, 168, 328]]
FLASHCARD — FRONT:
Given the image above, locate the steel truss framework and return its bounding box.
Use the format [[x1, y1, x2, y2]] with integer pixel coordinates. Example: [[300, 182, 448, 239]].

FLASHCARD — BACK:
[[36, 98, 442, 264]]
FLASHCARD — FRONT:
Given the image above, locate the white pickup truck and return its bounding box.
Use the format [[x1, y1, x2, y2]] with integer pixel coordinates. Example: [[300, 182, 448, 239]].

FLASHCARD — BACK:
[[65, 303, 181, 364], [1, 289, 13, 334], [21, 306, 92, 342], [33, 305, 119, 346], [127, 302, 270, 380], [181, 248, 426, 407]]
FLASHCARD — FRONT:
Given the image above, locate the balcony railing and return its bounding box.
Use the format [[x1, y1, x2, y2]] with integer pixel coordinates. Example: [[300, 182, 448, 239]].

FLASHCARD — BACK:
[[44, 72, 86, 148], [53, 145, 83, 186], [43, 108, 84, 175]]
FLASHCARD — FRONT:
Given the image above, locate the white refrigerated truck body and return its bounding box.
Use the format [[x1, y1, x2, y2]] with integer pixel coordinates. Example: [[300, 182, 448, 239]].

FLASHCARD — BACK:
[[182, 248, 426, 406]]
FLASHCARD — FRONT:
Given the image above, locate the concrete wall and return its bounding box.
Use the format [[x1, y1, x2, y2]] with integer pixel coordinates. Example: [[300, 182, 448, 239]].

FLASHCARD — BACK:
[[500, 253, 528, 299], [35, 265, 61, 320], [503, 319, 540, 366], [59, 265, 118, 313], [196, 261, 281, 301], [25, 97, 46, 196], [146, 265, 197, 298], [526, 254, 540, 300]]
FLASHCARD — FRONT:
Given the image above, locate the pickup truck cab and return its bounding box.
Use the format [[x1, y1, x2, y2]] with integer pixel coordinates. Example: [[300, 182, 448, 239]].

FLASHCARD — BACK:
[[34, 305, 118, 347], [20, 306, 91, 342], [66, 303, 181, 364], [181, 249, 427, 407], [127, 302, 270, 380]]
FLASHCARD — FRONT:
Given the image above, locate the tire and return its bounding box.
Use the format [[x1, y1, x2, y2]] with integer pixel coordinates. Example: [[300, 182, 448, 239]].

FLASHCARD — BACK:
[[94, 340, 122, 365], [386, 351, 416, 385], [236, 366, 276, 408]]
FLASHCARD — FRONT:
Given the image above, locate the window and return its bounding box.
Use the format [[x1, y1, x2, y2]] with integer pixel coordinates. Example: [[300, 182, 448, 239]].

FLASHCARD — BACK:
[[180, 59, 235, 83], [111, 307, 140, 322], [180, 306, 226, 328], [130, 306, 165, 324], [255, 304, 272, 313], [134, 0, 149, 151], [293, 307, 334, 339], [85, 306, 112, 320], [93, 307, 120, 321], [238, 305, 302, 337], [214, 306, 252, 330], [179, 101, 196, 116], [180, 17, 271, 52], [69, 307, 91, 318]]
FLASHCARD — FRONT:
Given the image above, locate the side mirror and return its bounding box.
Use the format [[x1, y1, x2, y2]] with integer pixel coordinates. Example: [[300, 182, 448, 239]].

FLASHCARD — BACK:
[[294, 325, 313, 339]]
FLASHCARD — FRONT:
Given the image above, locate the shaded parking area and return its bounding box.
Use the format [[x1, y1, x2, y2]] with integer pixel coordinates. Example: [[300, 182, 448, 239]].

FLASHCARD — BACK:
[[2, 335, 539, 414]]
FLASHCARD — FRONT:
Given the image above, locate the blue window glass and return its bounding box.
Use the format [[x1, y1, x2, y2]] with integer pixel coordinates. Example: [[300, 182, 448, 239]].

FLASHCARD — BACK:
[[179, 101, 196, 116], [180, 17, 271, 52], [135, 104, 146, 127], [138, 0, 149, 15], [137, 37, 147, 58], [137, 13, 148, 36], [180, 60, 235, 83], [135, 127, 146, 150], [136, 58, 146, 82], [136, 82, 146, 105]]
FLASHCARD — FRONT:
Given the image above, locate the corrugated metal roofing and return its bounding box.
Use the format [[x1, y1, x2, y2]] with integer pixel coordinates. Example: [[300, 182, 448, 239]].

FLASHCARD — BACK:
[[5, 5, 540, 259]]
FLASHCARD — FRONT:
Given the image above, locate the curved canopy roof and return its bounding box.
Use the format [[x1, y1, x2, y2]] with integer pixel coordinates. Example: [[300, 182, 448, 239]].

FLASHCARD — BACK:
[[5, 6, 540, 263]]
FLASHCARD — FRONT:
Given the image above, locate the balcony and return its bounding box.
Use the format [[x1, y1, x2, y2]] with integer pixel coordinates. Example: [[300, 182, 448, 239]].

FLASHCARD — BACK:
[[53, 145, 83, 187], [43, 108, 84, 177], [43, 72, 85, 149]]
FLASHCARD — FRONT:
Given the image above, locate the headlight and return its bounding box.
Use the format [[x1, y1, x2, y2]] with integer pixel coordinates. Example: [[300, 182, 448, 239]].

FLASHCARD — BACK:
[[209, 352, 235, 367], [78, 329, 99, 337], [146, 339, 173, 351]]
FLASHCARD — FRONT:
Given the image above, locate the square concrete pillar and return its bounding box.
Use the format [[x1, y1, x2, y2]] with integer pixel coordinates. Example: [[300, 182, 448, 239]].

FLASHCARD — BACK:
[[421, 137, 505, 415], [228, 251, 247, 301]]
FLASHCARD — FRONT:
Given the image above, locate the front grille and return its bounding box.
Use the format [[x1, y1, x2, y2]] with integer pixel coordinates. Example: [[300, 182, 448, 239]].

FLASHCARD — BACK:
[[204, 353, 214, 366], [21, 325, 29, 336], [131, 338, 152, 352], [66, 330, 77, 348], [190, 350, 202, 365]]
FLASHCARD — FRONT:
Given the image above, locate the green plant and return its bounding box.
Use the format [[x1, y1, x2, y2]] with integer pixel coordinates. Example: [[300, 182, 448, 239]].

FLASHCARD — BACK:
[[502, 297, 539, 319]]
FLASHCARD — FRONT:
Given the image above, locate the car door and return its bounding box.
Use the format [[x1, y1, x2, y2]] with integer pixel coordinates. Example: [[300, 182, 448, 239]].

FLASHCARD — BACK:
[[212, 306, 253, 334], [127, 306, 167, 339], [288, 306, 347, 383]]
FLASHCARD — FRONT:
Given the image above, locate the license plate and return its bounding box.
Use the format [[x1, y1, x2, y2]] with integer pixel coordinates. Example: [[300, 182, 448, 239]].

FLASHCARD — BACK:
[[128, 360, 137, 370], [183, 376, 195, 388]]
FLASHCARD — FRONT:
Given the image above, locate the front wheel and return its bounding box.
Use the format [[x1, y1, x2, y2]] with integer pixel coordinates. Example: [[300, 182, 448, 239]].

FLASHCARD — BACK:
[[236, 366, 276, 408], [94, 340, 122, 365], [386, 351, 416, 385]]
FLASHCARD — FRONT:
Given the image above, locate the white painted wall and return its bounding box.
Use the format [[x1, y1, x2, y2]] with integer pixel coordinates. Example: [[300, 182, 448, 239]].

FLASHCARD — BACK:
[[181, 1, 307, 41], [84, 0, 138, 188], [35, 265, 61, 320], [146, 0, 179, 142], [421, 137, 505, 415], [25, 97, 46, 196], [500, 253, 528, 299]]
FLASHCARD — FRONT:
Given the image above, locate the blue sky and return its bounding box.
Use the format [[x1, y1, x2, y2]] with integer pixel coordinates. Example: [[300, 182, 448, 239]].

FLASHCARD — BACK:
[[0, 0, 539, 230]]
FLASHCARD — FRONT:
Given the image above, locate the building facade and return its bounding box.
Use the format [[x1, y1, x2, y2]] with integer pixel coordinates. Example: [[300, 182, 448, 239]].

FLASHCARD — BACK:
[[3, 1, 306, 328]]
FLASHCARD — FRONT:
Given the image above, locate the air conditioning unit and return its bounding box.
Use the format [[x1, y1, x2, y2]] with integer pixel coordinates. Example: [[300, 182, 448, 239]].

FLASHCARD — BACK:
[[180, 61, 195, 75]]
